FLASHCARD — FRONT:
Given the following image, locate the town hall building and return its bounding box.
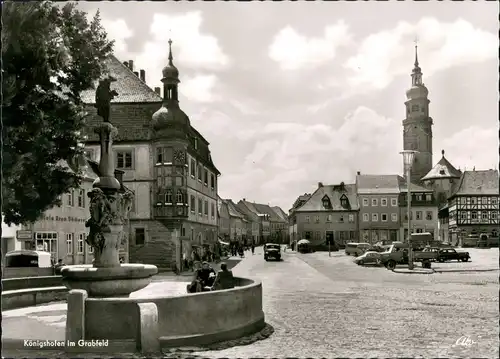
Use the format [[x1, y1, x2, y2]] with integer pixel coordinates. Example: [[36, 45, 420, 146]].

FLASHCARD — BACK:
[[83, 40, 220, 269]]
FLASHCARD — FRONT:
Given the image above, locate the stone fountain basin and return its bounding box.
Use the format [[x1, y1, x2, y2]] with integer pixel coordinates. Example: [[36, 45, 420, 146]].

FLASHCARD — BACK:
[[61, 264, 158, 298]]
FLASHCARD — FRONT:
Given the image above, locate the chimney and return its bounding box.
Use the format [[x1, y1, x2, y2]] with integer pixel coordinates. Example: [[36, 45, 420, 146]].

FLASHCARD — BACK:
[[123, 61, 129, 68], [154, 87, 161, 96], [318, 182, 323, 187], [128, 60, 134, 71], [133, 71, 139, 77], [140, 69, 146, 82], [357, 171, 361, 175]]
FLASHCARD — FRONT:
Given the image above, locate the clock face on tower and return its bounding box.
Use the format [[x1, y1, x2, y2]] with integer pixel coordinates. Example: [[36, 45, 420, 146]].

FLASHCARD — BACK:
[[173, 150, 186, 164]]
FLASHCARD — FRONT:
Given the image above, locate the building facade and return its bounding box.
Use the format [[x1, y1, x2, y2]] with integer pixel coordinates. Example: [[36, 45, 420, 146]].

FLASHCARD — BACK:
[[83, 42, 220, 270], [448, 170, 499, 247], [2, 160, 128, 264], [398, 179, 438, 241], [217, 196, 230, 241], [272, 206, 289, 244], [357, 175, 401, 244], [235, 201, 260, 244], [293, 182, 359, 248], [288, 193, 312, 245], [402, 45, 433, 184], [252, 203, 287, 244], [421, 150, 462, 242], [237, 200, 271, 244], [224, 199, 247, 244]]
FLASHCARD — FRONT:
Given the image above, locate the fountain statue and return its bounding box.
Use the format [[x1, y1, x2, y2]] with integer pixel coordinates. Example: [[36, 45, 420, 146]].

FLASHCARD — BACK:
[[61, 75, 157, 297]]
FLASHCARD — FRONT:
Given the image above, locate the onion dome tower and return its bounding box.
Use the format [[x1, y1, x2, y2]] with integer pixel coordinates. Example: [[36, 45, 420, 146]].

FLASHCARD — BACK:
[[151, 39, 190, 139], [402, 43, 433, 184]]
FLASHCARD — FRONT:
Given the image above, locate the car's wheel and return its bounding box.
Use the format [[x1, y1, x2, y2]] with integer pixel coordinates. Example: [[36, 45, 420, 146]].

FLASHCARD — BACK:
[[387, 260, 396, 270], [438, 257, 444, 263], [358, 260, 364, 265], [462, 257, 469, 262]]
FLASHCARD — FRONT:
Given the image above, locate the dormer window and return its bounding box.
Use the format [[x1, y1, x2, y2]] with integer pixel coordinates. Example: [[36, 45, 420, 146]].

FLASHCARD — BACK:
[[340, 195, 349, 208], [439, 169, 445, 175], [322, 196, 331, 209]]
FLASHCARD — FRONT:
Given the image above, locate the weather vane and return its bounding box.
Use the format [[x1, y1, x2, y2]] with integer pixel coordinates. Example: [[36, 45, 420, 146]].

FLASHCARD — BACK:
[[414, 35, 419, 47]]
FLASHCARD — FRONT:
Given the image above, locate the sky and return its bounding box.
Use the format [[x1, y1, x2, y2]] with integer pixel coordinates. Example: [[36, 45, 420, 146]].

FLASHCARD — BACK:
[[76, 1, 498, 212]]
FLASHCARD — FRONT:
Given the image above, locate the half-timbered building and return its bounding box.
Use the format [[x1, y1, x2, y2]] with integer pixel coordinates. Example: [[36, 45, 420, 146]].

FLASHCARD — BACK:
[[447, 170, 499, 247]]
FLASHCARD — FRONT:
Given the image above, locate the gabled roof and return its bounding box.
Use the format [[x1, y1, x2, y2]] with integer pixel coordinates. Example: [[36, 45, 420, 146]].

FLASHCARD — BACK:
[[421, 151, 462, 181], [272, 206, 288, 221], [235, 201, 258, 221], [81, 55, 163, 104], [296, 183, 359, 212], [218, 200, 230, 219], [451, 170, 499, 196], [224, 199, 246, 219], [238, 200, 285, 222], [253, 203, 285, 222], [290, 193, 312, 212], [239, 200, 259, 215], [356, 175, 400, 194], [397, 176, 433, 193]]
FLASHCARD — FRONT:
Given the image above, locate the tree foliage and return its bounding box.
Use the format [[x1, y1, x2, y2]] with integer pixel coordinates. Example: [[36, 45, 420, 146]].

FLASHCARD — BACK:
[[1, 1, 114, 225]]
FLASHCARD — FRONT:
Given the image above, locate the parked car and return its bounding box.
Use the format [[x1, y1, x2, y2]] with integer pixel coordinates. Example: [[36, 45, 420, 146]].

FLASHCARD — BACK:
[[379, 242, 438, 270], [436, 248, 470, 262], [353, 251, 382, 266], [264, 243, 282, 261], [345, 243, 371, 256]]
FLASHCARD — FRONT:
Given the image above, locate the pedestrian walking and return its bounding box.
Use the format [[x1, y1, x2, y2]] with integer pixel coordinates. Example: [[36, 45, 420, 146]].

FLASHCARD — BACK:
[[251, 242, 255, 255]]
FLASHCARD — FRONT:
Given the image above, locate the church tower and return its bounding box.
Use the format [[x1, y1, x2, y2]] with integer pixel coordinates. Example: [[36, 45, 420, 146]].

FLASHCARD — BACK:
[[403, 44, 433, 184]]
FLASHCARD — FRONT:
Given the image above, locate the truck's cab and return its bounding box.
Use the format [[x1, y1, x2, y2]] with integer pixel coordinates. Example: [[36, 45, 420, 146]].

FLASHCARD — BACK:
[[380, 240, 437, 270]]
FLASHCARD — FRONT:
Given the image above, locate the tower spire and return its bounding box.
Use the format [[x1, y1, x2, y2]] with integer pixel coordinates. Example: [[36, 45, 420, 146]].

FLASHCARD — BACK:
[[168, 38, 173, 64], [414, 37, 419, 68]]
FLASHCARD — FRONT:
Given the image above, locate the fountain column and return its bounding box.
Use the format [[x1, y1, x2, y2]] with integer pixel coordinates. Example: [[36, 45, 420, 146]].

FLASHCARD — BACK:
[[61, 76, 157, 298]]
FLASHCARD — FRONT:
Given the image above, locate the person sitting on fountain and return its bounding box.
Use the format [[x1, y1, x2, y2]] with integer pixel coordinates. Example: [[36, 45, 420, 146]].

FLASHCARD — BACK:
[[187, 261, 216, 293], [211, 262, 235, 291]]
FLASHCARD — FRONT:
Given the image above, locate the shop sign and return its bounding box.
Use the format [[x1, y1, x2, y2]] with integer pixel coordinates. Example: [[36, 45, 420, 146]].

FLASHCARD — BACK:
[[41, 215, 86, 223], [16, 230, 33, 240]]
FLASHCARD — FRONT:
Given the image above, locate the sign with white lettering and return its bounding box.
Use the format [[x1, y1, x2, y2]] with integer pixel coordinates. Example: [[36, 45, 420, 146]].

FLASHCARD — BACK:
[[16, 230, 33, 240], [41, 215, 86, 223]]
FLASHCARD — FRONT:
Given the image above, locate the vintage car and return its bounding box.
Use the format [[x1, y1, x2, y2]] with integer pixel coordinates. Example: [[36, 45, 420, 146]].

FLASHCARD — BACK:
[[264, 243, 281, 261], [353, 251, 382, 266], [436, 248, 470, 262]]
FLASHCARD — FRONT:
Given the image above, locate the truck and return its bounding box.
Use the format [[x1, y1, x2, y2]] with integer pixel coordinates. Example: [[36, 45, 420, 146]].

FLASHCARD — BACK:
[[379, 241, 437, 270]]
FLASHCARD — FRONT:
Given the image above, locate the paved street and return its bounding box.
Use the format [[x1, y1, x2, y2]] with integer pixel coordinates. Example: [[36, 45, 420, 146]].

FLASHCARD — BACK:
[[193, 247, 499, 358], [2, 248, 498, 358]]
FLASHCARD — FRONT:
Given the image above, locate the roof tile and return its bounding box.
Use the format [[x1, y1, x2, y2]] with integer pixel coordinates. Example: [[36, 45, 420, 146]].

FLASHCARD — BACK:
[[452, 170, 499, 196], [356, 175, 400, 194], [397, 176, 433, 193], [224, 199, 246, 219], [421, 154, 462, 181], [296, 184, 359, 212], [81, 55, 163, 104], [272, 206, 288, 221]]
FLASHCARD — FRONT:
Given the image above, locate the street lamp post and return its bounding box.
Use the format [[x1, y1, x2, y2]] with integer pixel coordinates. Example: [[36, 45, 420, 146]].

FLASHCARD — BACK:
[[400, 150, 418, 270]]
